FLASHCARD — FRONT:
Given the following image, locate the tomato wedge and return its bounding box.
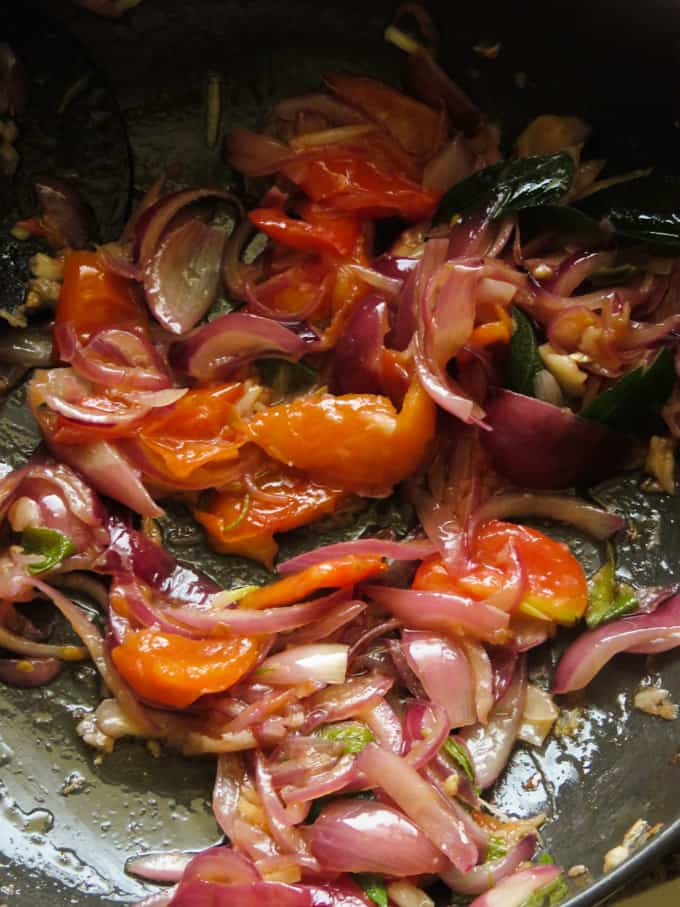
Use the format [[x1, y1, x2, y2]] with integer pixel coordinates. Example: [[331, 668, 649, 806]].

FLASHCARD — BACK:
[[238, 555, 387, 611], [195, 455, 348, 568], [248, 378, 436, 494], [249, 206, 362, 257], [413, 520, 588, 626], [111, 628, 262, 709]]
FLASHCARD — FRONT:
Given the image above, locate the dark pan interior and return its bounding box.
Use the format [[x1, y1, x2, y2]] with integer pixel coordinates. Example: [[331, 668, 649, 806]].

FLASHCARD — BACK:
[[2, 1, 680, 904]]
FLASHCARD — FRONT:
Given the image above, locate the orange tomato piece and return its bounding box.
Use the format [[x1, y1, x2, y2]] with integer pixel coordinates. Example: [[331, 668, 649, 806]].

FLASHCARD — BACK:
[[111, 628, 262, 709], [248, 378, 436, 494], [132, 384, 247, 490], [238, 555, 387, 611], [325, 73, 446, 159], [195, 458, 348, 568], [413, 520, 588, 626], [57, 251, 148, 342]]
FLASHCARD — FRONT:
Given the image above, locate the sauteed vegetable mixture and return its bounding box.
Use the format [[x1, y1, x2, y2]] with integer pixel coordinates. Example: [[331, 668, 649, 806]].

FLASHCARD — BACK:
[[3, 7, 680, 906]]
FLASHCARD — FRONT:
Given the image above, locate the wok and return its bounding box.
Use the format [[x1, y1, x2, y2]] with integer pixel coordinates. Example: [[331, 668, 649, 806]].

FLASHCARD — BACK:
[[2, 1, 680, 904]]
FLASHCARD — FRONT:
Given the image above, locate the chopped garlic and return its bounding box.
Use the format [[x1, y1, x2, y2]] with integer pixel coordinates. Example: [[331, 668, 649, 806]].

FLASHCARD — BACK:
[[30, 252, 64, 280], [539, 343, 588, 398], [603, 819, 663, 872], [518, 684, 560, 746], [633, 686, 678, 720], [644, 435, 676, 494], [554, 707, 584, 739]]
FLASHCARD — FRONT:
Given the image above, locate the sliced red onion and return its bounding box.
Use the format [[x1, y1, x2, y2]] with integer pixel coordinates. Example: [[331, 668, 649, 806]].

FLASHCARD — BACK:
[[0, 622, 85, 661], [466, 864, 563, 907], [303, 672, 394, 731], [213, 753, 244, 838], [171, 880, 313, 907], [273, 93, 366, 126], [281, 752, 358, 805], [356, 743, 481, 871], [307, 878, 373, 907], [402, 631, 476, 728], [488, 646, 519, 702], [469, 492, 625, 541], [403, 700, 450, 768], [623, 313, 680, 350], [224, 688, 296, 734], [423, 135, 475, 192], [134, 888, 177, 907], [34, 177, 92, 248], [361, 699, 404, 755], [459, 656, 527, 789], [278, 539, 435, 575], [134, 188, 241, 266], [170, 312, 306, 382], [44, 382, 185, 428], [363, 586, 509, 643], [175, 846, 261, 887], [348, 618, 402, 659], [329, 296, 390, 396], [48, 438, 162, 518], [462, 641, 494, 724], [171, 589, 347, 636], [0, 657, 62, 687], [441, 833, 537, 895], [144, 219, 226, 334], [372, 256, 420, 282], [340, 265, 404, 297], [284, 600, 367, 647], [227, 128, 293, 177], [256, 644, 349, 686], [481, 389, 631, 488], [55, 323, 172, 391], [553, 593, 680, 693], [310, 799, 447, 876], [255, 754, 316, 860], [127, 851, 194, 882], [547, 251, 616, 296], [404, 50, 480, 132]]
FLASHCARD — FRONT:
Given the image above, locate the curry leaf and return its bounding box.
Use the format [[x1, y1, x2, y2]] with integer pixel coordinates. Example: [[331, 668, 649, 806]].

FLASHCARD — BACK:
[[520, 871, 569, 907], [442, 736, 475, 783], [580, 347, 675, 433], [507, 307, 544, 397], [354, 873, 388, 907], [485, 835, 509, 862], [586, 543, 639, 629], [22, 528, 76, 575], [317, 721, 375, 755], [434, 153, 575, 225], [256, 358, 318, 395], [579, 173, 680, 246]]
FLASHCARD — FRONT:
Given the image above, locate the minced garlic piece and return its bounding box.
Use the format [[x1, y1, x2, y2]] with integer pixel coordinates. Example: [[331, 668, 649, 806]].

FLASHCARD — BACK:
[[539, 343, 588, 398], [644, 435, 676, 494], [633, 686, 678, 720]]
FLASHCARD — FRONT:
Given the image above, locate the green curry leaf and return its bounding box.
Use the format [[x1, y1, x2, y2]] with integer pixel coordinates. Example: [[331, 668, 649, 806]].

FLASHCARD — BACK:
[[354, 874, 388, 907], [507, 307, 544, 397], [586, 542, 639, 629], [22, 528, 76, 575], [317, 721, 375, 755]]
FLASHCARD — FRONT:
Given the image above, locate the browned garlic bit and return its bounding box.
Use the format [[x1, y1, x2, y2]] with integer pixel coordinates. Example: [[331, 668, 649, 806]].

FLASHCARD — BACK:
[[633, 685, 678, 720]]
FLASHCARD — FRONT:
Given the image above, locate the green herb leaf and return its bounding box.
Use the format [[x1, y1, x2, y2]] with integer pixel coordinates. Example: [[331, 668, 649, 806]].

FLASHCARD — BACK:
[[435, 153, 575, 225], [580, 347, 675, 433], [21, 528, 76, 575], [354, 873, 388, 907], [579, 173, 680, 246], [507, 307, 544, 397], [586, 542, 639, 629], [519, 204, 604, 242], [520, 871, 569, 907], [256, 359, 318, 395], [537, 852, 556, 865], [317, 721, 375, 755], [485, 835, 509, 862], [442, 736, 475, 783]]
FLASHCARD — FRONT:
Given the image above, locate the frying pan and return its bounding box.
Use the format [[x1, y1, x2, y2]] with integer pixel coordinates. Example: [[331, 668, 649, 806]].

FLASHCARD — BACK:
[[2, 1, 680, 904]]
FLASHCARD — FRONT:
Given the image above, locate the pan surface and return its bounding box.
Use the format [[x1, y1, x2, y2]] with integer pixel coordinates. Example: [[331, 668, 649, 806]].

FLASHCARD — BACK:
[[2, 1, 680, 905]]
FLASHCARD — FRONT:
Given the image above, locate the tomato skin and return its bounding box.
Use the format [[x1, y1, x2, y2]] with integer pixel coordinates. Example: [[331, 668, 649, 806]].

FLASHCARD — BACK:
[[56, 251, 147, 343], [282, 153, 441, 221], [195, 457, 347, 568], [248, 379, 436, 495], [238, 555, 387, 611], [325, 73, 446, 158], [111, 628, 262, 709], [249, 207, 361, 257], [128, 384, 247, 490], [413, 520, 588, 626]]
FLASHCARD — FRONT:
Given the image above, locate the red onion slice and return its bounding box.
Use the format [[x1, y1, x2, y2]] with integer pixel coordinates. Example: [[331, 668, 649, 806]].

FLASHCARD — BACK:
[[310, 799, 447, 876], [363, 586, 509, 643], [0, 657, 63, 687], [303, 672, 394, 730], [403, 700, 450, 768], [34, 177, 91, 248], [462, 640, 494, 724], [256, 644, 349, 686], [281, 752, 358, 805], [482, 389, 631, 489], [170, 312, 307, 382], [144, 219, 226, 334], [553, 593, 680, 693], [56, 323, 172, 391], [441, 833, 537, 895], [469, 492, 625, 541], [459, 656, 527, 789], [356, 743, 482, 871], [213, 753, 244, 838], [402, 630, 476, 728], [466, 864, 563, 907], [170, 880, 314, 907], [362, 699, 404, 754], [277, 539, 435, 574], [329, 296, 390, 396], [254, 754, 316, 860], [127, 851, 194, 883]]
